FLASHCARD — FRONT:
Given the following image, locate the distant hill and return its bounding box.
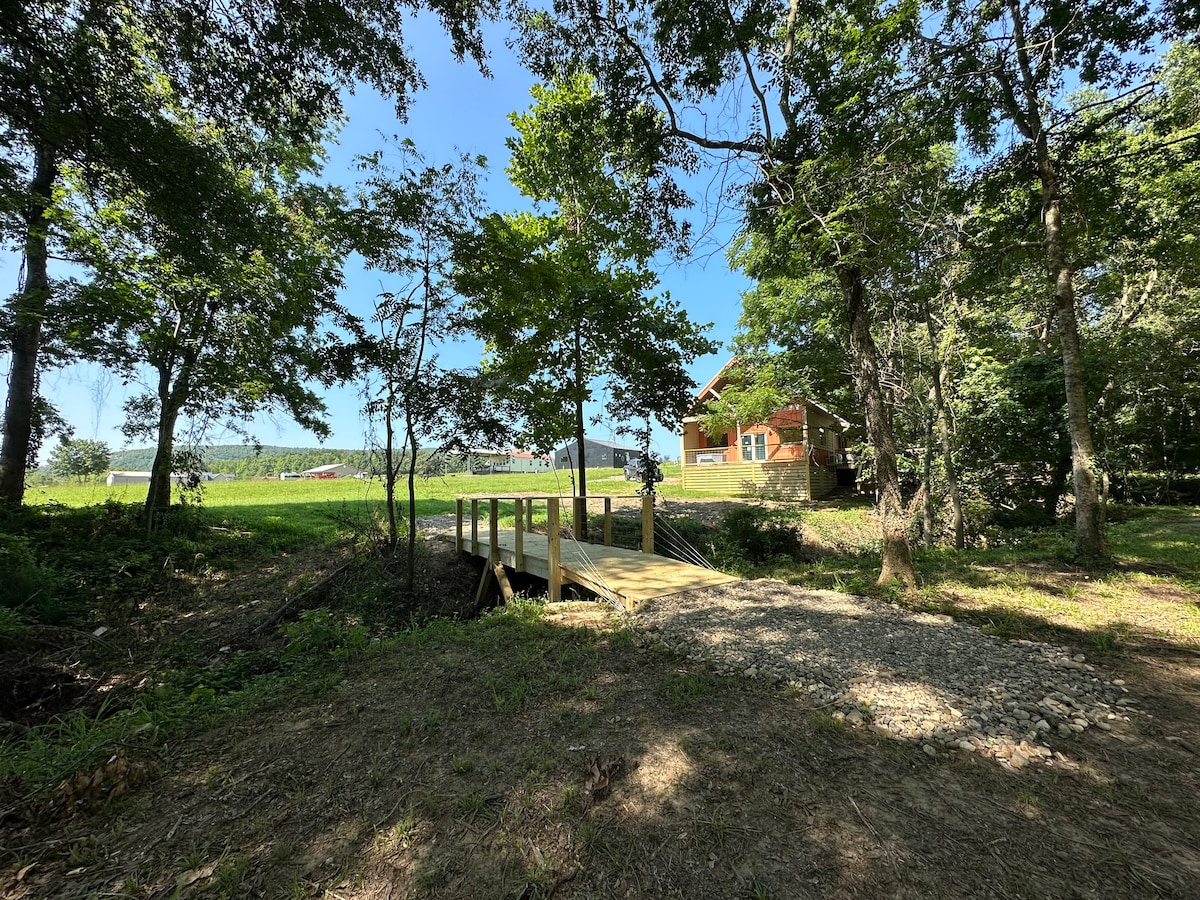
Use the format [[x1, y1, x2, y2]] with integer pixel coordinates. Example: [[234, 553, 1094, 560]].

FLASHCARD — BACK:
[[108, 445, 346, 470], [106, 445, 458, 479]]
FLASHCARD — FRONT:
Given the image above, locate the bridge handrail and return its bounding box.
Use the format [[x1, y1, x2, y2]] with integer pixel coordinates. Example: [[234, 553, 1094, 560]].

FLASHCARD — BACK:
[[454, 494, 655, 603]]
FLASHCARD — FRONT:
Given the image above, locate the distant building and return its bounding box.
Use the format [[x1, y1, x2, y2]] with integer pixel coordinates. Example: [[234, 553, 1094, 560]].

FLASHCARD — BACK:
[[554, 438, 642, 470], [456, 449, 554, 475], [106, 470, 232, 485], [301, 463, 364, 479]]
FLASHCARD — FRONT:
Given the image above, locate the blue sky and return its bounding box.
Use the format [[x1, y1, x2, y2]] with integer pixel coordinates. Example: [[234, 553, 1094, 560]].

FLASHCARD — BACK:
[[2, 16, 754, 463]]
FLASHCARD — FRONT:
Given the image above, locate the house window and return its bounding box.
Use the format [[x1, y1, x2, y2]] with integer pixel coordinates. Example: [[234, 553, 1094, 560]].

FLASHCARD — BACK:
[[777, 426, 804, 445], [741, 433, 767, 461]]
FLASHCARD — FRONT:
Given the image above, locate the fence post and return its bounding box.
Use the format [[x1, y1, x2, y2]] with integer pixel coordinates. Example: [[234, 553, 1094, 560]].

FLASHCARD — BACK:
[[488, 499, 499, 565], [470, 499, 479, 556], [514, 497, 524, 571], [572, 496, 585, 541], [455, 498, 463, 555], [547, 499, 562, 603], [603, 497, 612, 547], [641, 494, 654, 555]]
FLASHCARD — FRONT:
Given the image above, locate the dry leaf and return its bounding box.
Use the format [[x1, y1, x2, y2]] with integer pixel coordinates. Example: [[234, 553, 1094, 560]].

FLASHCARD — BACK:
[[176, 861, 217, 888]]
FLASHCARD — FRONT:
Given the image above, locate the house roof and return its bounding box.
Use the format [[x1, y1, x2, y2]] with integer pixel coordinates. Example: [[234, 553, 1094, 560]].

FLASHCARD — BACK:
[[686, 358, 857, 429], [558, 438, 641, 453], [303, 463, 356, 473]]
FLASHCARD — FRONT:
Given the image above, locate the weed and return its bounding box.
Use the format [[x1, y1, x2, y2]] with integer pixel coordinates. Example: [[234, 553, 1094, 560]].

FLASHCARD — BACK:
[[450, 753, 474, 775], [392, 813, 419, 846], [214, 853, 249, 897], [660, 671, 718, 706], [456, 790, 490, 819], [416, 855, 450, 893], [558, 784, 580, 813]]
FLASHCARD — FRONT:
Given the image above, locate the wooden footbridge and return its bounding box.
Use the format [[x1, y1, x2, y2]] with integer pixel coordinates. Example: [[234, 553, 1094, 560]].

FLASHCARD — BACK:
[[456, 495, 739, 609]]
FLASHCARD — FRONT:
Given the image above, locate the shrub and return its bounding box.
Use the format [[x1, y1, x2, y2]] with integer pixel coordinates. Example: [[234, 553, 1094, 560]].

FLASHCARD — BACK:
[[719, 506, 806, 564], [0, 532, 70, 624]]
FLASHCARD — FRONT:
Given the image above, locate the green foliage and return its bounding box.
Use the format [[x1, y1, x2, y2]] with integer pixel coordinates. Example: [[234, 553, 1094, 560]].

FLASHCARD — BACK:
[[47, 438, 111, 482], [718, 507, 807, 565], [280, 608, 371, 663], [0, 531, 70, 624], [454, 74, 716, 464]]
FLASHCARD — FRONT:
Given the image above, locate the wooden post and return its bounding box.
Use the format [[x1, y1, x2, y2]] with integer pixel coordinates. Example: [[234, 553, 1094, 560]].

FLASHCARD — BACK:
[[455, 498, 463, 555], [573, 496, 585, 541], [547, 499, 561, 603], [514, 497, 525, 571], [642, 493, 654, 555], [524, 498, 533, 531], [488, 499, 499, 565], [603, 496, 612, 547], [470, 499, 479, 556]]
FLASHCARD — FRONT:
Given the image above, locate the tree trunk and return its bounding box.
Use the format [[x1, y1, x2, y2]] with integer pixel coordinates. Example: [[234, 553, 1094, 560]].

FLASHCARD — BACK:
[[384, 393, 399, 552], [1035, 143, 1107, 561], [405, 410, 419, 596], [1004, 0, 1107, 562], [922, 414, 935, 549], [146, 400, 181, 519], [924, 299, 965, 549], [572, 326, 588, 539], [839, 265, 915, 587], [0, 144, 59, 505]]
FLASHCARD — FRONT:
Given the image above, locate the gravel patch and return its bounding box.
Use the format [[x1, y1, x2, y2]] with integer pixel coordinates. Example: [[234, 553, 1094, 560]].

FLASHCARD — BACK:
[[637, 580, 1138, 769]]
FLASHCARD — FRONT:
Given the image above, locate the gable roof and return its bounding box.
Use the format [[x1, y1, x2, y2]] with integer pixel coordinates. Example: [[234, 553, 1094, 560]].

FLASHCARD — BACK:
[[687, 358, 856, 429]]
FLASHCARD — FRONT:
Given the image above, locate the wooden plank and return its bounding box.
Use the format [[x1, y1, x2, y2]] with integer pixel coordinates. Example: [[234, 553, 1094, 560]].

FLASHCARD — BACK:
[[493, 563, 514, 603], [547, 500, 561, 603], [470, 499, 479, 555], [470, 529, 739, 607], [514, 498, 524, 570], [488, 499, 499, 564], [641, 494, 654, 555], [603, 497, 612, 547], [455, 498, 463, 555]]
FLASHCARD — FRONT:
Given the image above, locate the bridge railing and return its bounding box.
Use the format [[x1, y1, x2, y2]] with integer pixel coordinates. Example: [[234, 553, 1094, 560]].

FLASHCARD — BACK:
[[454, 494, 655, 602]]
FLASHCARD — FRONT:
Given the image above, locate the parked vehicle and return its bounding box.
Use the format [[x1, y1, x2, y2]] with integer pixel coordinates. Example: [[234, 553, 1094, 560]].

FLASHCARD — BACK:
[[623, 457, 663, 482], [279, 472, 303, 480]]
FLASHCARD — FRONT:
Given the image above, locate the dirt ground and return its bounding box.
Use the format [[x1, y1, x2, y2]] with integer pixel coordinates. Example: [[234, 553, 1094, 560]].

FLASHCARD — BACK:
[[3, 517, 1200, 898]]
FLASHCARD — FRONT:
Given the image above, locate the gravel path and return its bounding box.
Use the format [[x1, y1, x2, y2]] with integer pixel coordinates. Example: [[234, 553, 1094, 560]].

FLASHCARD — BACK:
[[637, 580, 1138, 769]]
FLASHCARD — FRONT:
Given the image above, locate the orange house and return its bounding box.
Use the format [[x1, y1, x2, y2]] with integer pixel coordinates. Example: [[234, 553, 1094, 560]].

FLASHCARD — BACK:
[[679, 362, 855, 498]]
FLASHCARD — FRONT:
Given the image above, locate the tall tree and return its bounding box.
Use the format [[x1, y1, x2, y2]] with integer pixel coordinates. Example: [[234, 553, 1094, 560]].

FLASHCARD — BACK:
[[454, 74, 712, 521], [516, 0, 948, 585], [353, 145, 505, 588], [928, 0, 1167, 561], [0, 0, 490, 505], [59, 137, 350, 520], [48, 437, 109, 483]]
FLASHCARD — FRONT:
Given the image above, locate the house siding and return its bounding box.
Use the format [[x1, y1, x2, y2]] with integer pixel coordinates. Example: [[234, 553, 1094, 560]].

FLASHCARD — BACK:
[[682, 460, 822, 498]]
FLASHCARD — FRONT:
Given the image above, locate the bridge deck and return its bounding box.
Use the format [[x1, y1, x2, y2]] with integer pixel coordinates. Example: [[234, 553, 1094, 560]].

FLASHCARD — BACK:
[[472, 530, 739, 608]]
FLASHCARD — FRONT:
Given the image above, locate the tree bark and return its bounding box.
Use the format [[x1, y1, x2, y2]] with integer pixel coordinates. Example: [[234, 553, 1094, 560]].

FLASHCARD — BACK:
[[922, 415, 935, 549], [1004, 0, 1107, 561], [924, 299, 965, 549], [1035, 148, 1107, 561], [405, 409, 419, 596], [572, 324, 588, 539], [146, 398, 181, 517], [839, 265, 915, 587], [0, 143, 59, 505]]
